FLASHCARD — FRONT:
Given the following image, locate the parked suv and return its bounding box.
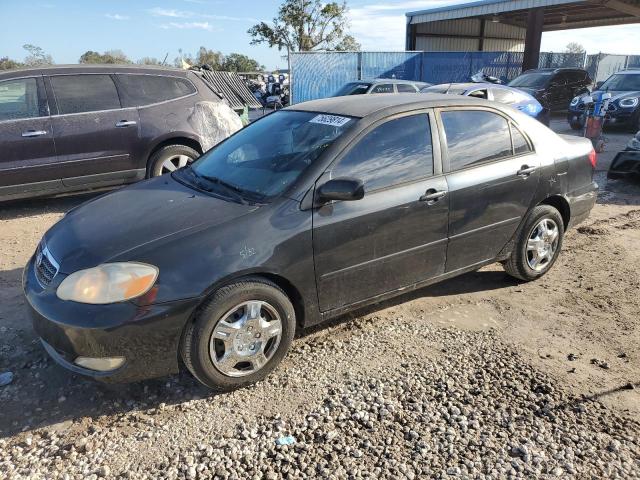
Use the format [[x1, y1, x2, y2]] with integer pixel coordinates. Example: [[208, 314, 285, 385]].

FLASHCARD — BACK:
[[567, 68, 640, 131], [508, 68, 592, 112], [0, 64, 240, 201]]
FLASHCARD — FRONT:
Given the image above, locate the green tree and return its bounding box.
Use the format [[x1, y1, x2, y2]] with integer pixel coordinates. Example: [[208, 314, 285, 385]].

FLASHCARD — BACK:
[[222, 53, 264, 72], [23, 44, 53, 66], [79, 49, 131, 64], [0, 56, 22, 70], [248, 0, 359, 70], [137, 56, 166, 66], [174, 47, 223, 69], [334, 34, 361, 51]]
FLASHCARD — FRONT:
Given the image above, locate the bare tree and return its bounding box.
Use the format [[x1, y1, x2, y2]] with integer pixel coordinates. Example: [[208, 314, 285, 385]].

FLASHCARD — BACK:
[[564, 42, 586, 54]]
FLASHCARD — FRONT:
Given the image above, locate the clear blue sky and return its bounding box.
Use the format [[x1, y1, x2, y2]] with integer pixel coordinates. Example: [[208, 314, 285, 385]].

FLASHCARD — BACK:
[[2, 0, 640, 70]]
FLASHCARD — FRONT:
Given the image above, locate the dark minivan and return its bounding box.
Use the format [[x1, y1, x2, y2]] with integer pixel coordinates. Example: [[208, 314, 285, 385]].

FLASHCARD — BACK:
[[24, 95, 597, 391], [0, 64, 240, 201], [508, 68, 592, 112]]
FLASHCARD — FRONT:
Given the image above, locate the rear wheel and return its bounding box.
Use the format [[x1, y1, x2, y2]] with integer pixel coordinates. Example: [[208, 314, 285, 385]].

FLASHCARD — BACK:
[[181, 278, 296, 391], [148, 144, 200, 178], [503, 205, 564, 281]]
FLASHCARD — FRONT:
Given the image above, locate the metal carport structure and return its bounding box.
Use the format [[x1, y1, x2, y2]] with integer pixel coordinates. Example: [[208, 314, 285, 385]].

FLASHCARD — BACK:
[[406, 0, 640, 70]]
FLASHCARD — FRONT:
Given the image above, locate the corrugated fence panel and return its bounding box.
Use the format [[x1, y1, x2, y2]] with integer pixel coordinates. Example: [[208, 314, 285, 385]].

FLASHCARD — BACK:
[[290, 52, 358, 104], [421, 52, 474, 84], [361, 52, 422, 80], [290, 51, 638, 104]]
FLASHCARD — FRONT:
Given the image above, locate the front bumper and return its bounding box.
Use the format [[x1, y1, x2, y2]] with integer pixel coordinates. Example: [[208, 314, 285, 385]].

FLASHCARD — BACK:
[[567, 109, 636, 128], [608, 151, 640, 180], [23, 254, 200, 383]]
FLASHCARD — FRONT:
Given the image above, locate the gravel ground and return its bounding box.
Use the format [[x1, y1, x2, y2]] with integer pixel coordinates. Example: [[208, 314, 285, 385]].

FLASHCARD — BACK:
[[1, 125, 640, 479]]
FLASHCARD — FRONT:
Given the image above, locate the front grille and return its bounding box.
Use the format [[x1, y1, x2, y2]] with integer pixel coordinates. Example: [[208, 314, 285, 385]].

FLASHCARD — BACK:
[[35, 243, 59, 288]]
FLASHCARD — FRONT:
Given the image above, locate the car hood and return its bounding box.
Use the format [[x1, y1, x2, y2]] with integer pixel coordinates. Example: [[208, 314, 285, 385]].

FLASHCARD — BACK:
[[512, 87, 543, 96], [44, 175, 259, 273]]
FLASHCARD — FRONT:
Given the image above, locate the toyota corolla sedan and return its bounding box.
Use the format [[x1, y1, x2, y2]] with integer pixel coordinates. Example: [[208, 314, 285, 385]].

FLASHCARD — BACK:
[[24, 94, 598, 391]]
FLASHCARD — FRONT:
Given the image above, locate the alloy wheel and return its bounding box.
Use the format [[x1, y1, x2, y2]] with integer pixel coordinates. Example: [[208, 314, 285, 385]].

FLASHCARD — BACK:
[[159, 154, 192, 175], [209, 301, 282, 378], [526, 218, 560, 272]]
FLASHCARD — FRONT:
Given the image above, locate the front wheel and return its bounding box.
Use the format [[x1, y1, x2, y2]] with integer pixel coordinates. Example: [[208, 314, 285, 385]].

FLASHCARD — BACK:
[[148, 144, 200, 178], [503, 205, 565, 281], [181, 278, 296, 391]]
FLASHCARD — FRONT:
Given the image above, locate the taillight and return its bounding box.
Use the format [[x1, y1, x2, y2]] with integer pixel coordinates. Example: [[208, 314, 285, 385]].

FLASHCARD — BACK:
[[588, 149, 597, 169]]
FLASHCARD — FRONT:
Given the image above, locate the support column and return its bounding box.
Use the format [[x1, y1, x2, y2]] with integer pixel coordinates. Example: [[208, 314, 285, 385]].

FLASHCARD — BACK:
[[522, 8, 544, 71]]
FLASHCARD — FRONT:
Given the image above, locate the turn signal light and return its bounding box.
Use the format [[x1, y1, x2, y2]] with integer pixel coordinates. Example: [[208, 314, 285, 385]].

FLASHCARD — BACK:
[[588, 149, 597, 169]]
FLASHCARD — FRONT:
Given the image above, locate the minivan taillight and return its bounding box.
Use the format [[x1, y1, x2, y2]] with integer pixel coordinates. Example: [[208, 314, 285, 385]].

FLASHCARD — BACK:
[[588, 149, 597, 169]]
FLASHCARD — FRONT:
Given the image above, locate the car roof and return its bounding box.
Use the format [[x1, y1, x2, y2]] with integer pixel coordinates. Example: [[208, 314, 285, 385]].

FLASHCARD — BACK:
[[286, 93, 490, 118], [0, 64, 188, 77], [615, 69, 640, 75], [523, 67, 586, 74]]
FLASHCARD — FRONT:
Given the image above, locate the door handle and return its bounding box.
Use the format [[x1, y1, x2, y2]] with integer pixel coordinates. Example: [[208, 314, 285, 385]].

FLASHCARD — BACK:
[[517, 165, 537, 177], [419, 189, 447, 203], [115, 120, 137, 127], [22, 130, 47, 137]]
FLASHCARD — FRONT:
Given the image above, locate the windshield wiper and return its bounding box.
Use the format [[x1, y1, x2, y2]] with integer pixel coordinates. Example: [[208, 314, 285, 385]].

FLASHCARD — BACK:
[[196, 174, 248, 204]]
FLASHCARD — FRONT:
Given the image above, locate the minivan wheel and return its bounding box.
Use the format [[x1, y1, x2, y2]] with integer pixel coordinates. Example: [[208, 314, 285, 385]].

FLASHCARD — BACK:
[[148, 144, 200, 178], [181, 278, 296, 391], [503, 205, 565, 282]]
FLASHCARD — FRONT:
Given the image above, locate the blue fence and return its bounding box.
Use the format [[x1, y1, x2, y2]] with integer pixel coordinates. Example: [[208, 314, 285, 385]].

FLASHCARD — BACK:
[[291, 51, 586, 104]]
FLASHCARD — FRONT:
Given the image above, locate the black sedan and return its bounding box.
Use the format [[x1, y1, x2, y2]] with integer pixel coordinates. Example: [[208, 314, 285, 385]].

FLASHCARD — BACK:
[[24, 94, 598, 391]]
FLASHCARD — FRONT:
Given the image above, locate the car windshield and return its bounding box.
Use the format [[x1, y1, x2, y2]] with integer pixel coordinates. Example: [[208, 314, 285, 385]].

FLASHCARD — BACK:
[[599, 73, 640, 91], [508, 73, 551, 88], [333, 82, 371, 96], [180, 110, 355, 202]]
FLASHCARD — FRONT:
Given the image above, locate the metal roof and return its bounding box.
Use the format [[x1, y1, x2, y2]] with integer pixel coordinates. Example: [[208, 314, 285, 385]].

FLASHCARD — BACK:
[[407, 0, 640, 31]]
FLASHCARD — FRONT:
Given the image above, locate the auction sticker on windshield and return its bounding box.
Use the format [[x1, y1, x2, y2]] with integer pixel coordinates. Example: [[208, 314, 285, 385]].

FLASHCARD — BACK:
[[309, 114, 351, 127]]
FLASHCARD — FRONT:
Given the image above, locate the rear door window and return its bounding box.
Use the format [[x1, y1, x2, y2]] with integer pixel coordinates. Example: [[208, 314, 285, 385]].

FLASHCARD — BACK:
[[50, 75, 121, 114], [0, 77, 43, 121], [116, 74, 196, 107], [441, 110, 512, 171], [332, 114, 433, 190], [491, 88, 516, 104], [397, 83, 418, 93], [511, 124, 532, 155], [370, 84, 394, 94]]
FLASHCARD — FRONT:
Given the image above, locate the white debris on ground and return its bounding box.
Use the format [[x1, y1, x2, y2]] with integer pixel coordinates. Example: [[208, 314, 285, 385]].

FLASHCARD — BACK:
[[188, 101, 243, 152]]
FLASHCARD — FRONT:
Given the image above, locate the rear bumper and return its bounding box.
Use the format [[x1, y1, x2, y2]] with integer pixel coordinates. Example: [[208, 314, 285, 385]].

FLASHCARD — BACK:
[[567, 181, 598, 229], [24, 255, 200, 383]]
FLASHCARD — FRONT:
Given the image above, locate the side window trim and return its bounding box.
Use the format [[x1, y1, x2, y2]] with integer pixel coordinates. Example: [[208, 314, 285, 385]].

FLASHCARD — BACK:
[[436, 106, 524, 174], [47, 73, 124, 117], [326, 109, 438, 193]]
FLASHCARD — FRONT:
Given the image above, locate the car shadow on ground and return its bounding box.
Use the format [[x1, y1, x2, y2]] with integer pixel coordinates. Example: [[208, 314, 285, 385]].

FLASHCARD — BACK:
[[0, 192, 104, 222], [597, 174, 640, 206], [0, 267, 517, 438]]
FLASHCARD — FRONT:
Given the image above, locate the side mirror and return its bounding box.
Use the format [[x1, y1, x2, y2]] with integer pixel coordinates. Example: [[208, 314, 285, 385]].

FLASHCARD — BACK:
[[595, 81, 604, 90], [316, 177, 364, 203]]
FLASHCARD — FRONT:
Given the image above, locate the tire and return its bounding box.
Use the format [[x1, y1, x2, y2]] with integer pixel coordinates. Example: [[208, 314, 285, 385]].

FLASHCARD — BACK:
[[181, 278, 296, 391], [503, 205, 565, 282], [148, 144, 200, 178]]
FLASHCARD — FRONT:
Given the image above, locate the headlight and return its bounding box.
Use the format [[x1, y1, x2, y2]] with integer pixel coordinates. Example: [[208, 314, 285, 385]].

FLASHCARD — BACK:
[[619, 97, 639, 108], [57, 262, 159, 304], [570, 96, 580, 107]]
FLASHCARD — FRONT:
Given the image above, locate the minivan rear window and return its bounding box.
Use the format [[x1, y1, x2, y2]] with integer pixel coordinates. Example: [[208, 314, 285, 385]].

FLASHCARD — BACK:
[[50, 75, 121, 115], [117, 74, 196, 107]]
